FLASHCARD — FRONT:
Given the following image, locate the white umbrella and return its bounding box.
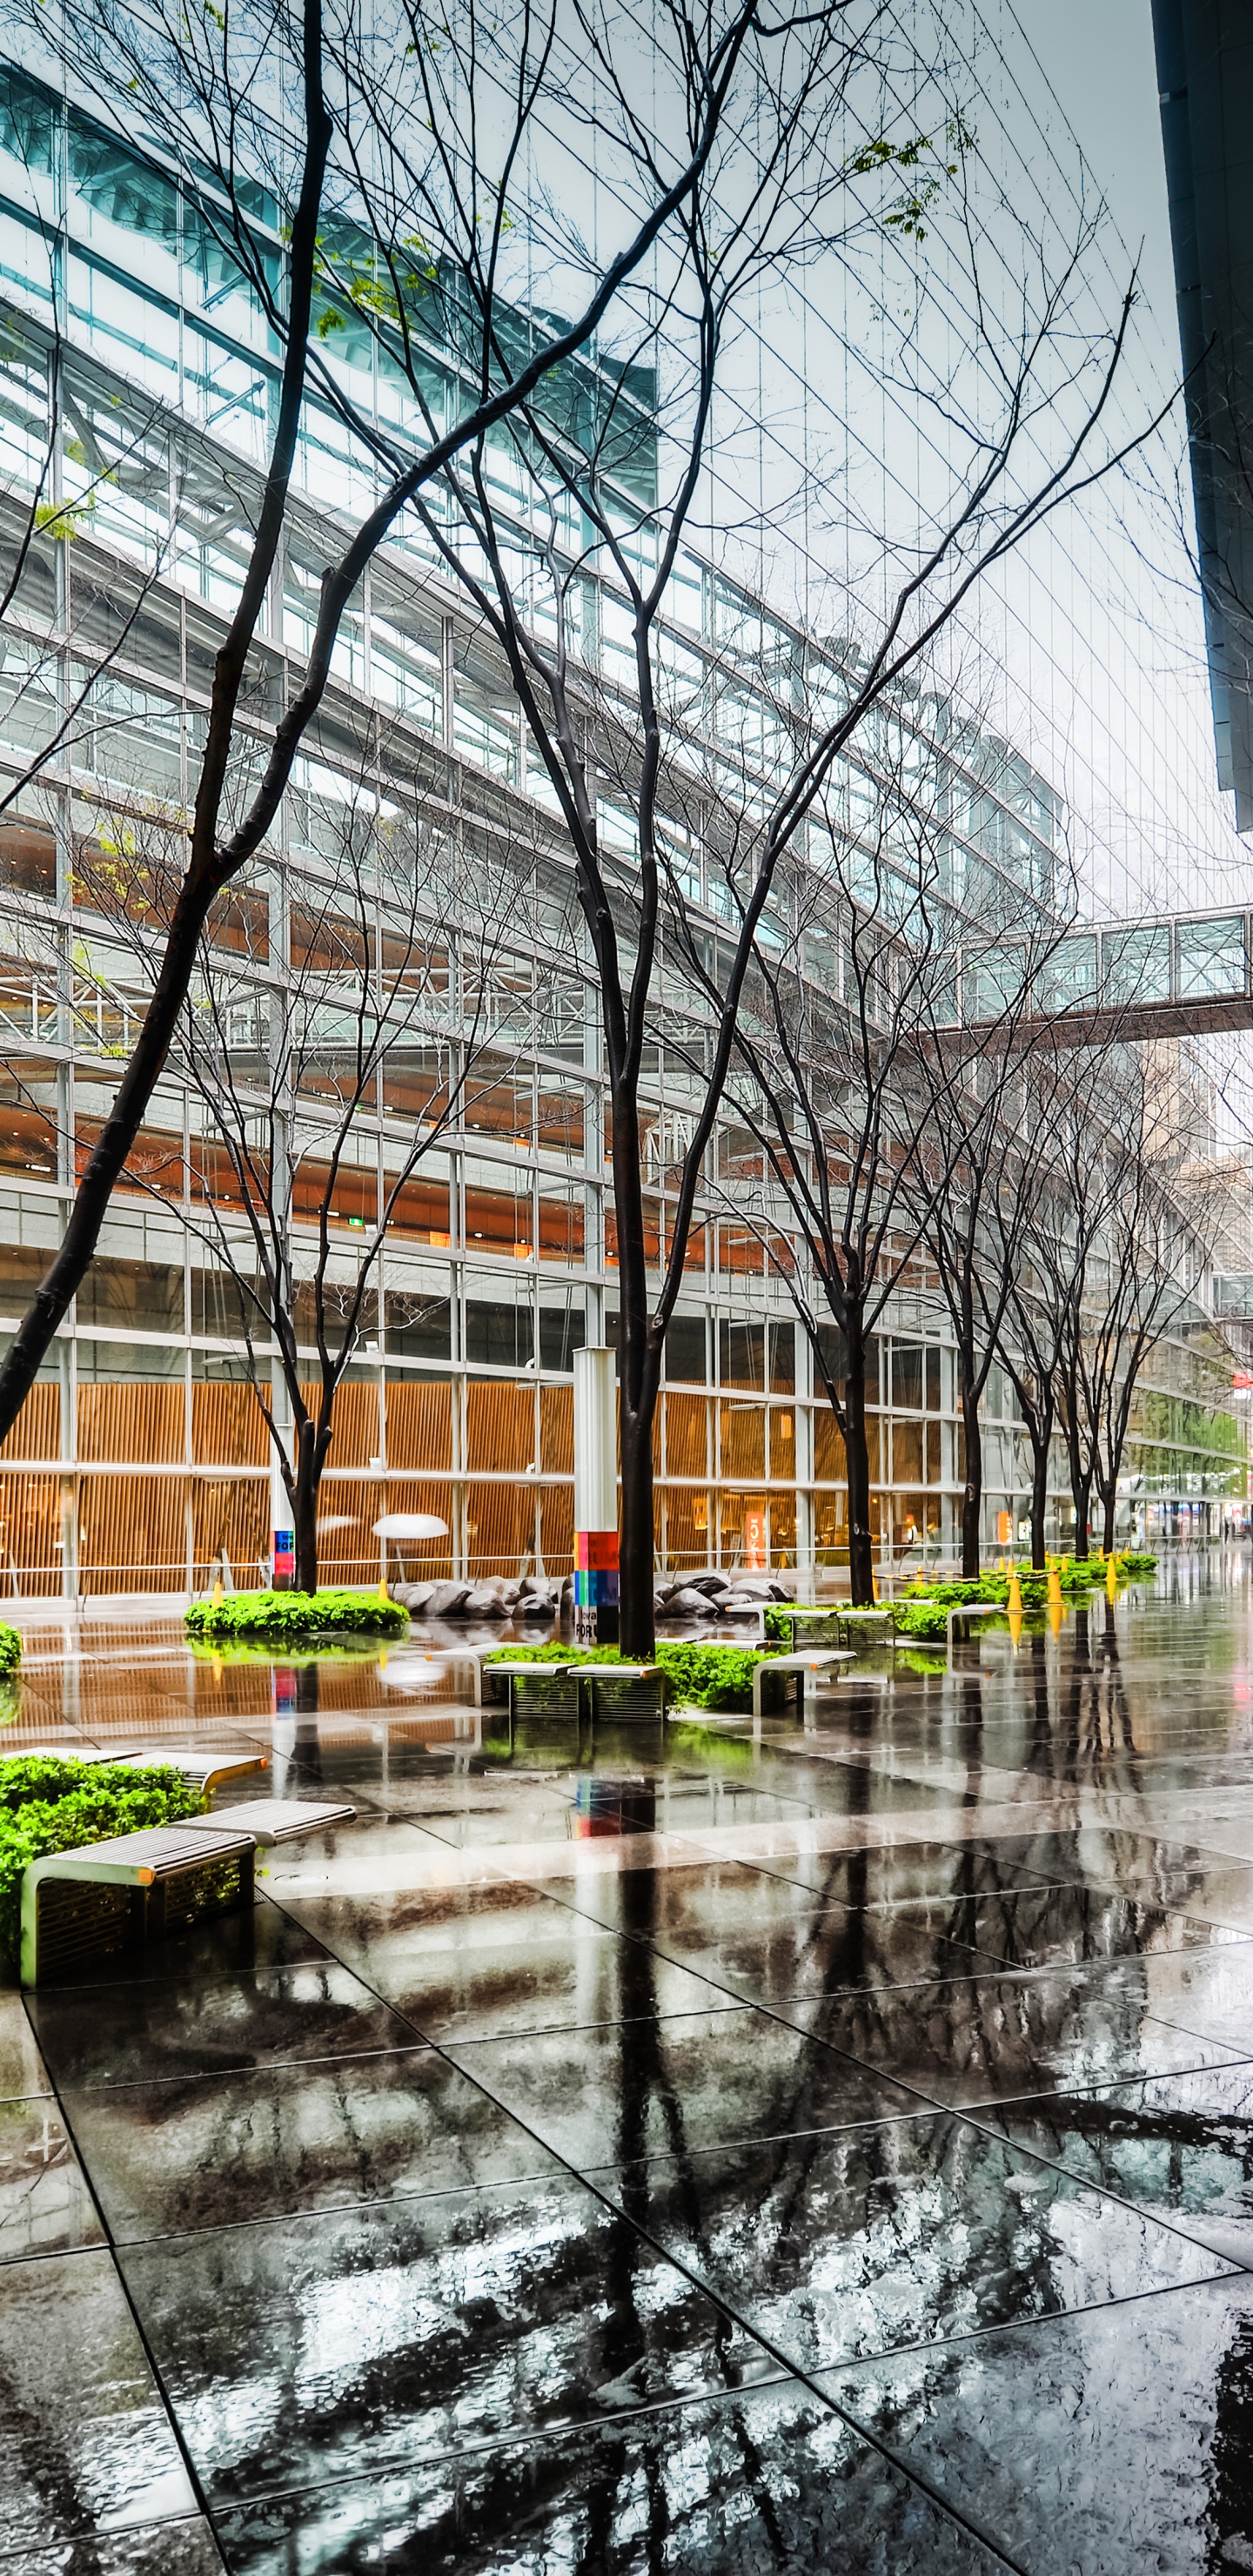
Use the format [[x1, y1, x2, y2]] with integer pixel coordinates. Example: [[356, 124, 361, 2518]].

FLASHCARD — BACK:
[[372, 1513, 449, 1540]]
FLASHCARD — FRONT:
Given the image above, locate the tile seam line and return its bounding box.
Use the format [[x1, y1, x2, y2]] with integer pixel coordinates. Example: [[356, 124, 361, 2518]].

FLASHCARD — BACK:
[[197, 2368, 807, 2522], [20, 1986, 226, 2554], [258, 1882, 1029, 2575], [459, 1849, 1253, 2130]]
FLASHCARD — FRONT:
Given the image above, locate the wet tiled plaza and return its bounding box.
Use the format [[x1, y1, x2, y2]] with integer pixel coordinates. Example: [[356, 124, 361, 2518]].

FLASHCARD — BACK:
[[6, 1560, 1253, 2571]]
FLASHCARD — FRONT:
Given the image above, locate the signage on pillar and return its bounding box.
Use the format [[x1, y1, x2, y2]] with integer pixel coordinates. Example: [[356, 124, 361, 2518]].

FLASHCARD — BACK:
[[272, 1528, 294, 1587], [574, 1528, 619, 1643], [744, 1502, 767, 1572]]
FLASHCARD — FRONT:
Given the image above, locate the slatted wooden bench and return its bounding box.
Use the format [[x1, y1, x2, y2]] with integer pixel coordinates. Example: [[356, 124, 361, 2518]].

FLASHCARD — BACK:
[[20, 1821, 258, 1988], [18, 1798, 356, 1985], [193, 1798, 356, 1844], [752, 1648, 855, 1728]]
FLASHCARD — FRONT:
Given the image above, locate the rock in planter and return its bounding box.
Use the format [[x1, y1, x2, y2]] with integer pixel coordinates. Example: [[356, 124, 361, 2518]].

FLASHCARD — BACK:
[[460, 1585, 511, 1618], [391, 1580, 436, 1612], [422, 1581, 472, 1618], [665, 1584, 722, 1617]]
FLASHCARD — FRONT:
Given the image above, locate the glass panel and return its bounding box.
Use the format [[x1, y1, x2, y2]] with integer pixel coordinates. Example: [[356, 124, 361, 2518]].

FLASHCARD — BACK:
[[1036, 935, 1097, 1010], [1176, 916, 1246, 998], [1101, 924, 1170, 1003]]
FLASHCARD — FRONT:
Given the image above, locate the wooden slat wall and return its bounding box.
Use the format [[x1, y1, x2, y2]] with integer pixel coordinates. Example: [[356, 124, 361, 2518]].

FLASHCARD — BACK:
[[538, 1385, 573, 1475], [192, 1383, 270, 1466], [79, 1474, 186, 1593], [539, 1483, 573, 1569], [191, 1476, 269, 1588], [0, 1470, 60, 1590], [385, 1380, 453, 1471], [466, 1383, 534, 1474], [298, 1381, 382, 1472], [465, 1477, 539, 1573], [664, 1393, 708, 1479], [78, 1383, 184, 1464], [0, 1385, 58, 1462]]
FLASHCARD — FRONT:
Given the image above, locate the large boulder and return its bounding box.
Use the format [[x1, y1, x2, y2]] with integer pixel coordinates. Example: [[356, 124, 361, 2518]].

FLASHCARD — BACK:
[[665, 1584, 721, 1617], [422, 1580, 472, 1618], [391, 1580, 436, 1612], [460, 1584, 510, 1618]]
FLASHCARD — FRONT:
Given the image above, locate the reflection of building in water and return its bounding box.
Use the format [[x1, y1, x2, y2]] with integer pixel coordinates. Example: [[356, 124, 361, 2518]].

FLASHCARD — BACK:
[[0, 51, 1244, 1599]]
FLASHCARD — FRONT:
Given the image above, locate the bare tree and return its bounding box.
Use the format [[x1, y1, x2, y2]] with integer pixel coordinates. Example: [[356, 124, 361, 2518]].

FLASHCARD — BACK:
[[396, 59, 1156, 1643], [66, 768, 535, 1590], [0, 0, 771, 1439]]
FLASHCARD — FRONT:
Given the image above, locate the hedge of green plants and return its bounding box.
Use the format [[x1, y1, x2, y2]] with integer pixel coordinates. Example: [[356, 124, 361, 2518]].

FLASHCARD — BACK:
[[889, 1551, 1159, 1640], [184, 1588, 409, 1645], [0, 1756, 203, 1959], [486, 1639, 776, 1712], [0, 1624, 20, 1677]]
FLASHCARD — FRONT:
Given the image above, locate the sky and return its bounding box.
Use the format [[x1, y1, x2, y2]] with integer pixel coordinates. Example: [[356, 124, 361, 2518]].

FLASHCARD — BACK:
[[1024, 0, 1179, 360]]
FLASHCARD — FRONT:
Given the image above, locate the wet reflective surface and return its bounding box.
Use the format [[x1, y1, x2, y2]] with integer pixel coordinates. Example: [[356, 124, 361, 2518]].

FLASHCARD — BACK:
[[6, 1556, 1253, 2568]]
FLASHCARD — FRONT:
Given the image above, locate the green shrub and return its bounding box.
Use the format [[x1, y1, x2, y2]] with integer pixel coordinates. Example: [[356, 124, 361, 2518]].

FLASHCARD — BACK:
[[1114, 1549, 1158, 1577], [0, 1757, 203, 1959], [184, 1588, 409, 1644], [0, 1623, 20, 1677], [486, 1638, 777, 1711]]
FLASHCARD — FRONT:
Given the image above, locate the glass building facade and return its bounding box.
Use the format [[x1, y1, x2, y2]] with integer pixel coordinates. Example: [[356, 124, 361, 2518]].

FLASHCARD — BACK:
[[0, 54, 1243, 1595]]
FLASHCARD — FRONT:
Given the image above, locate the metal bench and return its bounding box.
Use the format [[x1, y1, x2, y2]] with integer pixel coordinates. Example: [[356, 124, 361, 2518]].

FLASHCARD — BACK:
[[575, 1661, 665, 1719], [946, 1601, 1004, 1653], [20, 1821, 258, 1988], [752, 1648, 855, 1728], [192, 1798, 357, 1844], [834, 1607, 895, 1651], [122, 1751, 270, 1797]]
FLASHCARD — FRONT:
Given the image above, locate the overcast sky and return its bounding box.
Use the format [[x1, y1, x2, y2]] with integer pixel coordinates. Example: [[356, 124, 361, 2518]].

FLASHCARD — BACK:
[[1023, 0, 1180, 367]]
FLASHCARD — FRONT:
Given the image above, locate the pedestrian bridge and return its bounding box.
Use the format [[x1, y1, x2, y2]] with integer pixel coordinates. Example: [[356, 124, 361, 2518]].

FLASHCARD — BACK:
[[958, 906, 1253, 1042]]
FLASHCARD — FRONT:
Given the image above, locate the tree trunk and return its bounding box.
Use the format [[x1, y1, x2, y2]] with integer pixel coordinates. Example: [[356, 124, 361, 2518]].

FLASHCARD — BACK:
[[1029, 1422, 1051, 1569], [292, 1419, 320, 1594], [618, 1405, 655, 1657], [960, 1372, 982, 1577], [843, 1317, 874, 1607], [1101, 1485, 1117, 1553], [1073, 1467, 1093, 1560]]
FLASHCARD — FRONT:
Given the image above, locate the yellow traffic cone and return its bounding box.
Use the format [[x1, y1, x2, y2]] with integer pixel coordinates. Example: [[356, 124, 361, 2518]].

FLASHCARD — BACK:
[[211, 1576, 224, 1607], [1008, 1608, 1022, 1650], [378, 1576, 390, 1604], [1008, 1569, 1023, 1617], [1047, 1561, 1063, 1613], [1106, 1553, 1118, 1600]]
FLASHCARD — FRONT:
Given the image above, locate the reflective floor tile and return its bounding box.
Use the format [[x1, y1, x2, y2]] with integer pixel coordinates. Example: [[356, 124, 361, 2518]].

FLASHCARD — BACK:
[[0, 2247, 197, 2548], [30, 1962, 415, 2090], [1117, 1942, 1253, 2049], [821, 2272, 1253, 2576], [285, 1882, 739, 2040], [985, 2061, 1253, 2263], [890, 1882, 1251, 1972], [589, 2111, 1229, 2370], [445, 2009, 921, 2166], [10, 2519, 226, 2573], [0, 1989, 50, 2099], [781, 1960, 1249, 2107], [120, 2178, 771, 2508], [645, 1914, 996, 2006], [0, 2092, 104, 2261], [65, 2047, 557, 2238], [211, 2378, 1003, 2573]]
